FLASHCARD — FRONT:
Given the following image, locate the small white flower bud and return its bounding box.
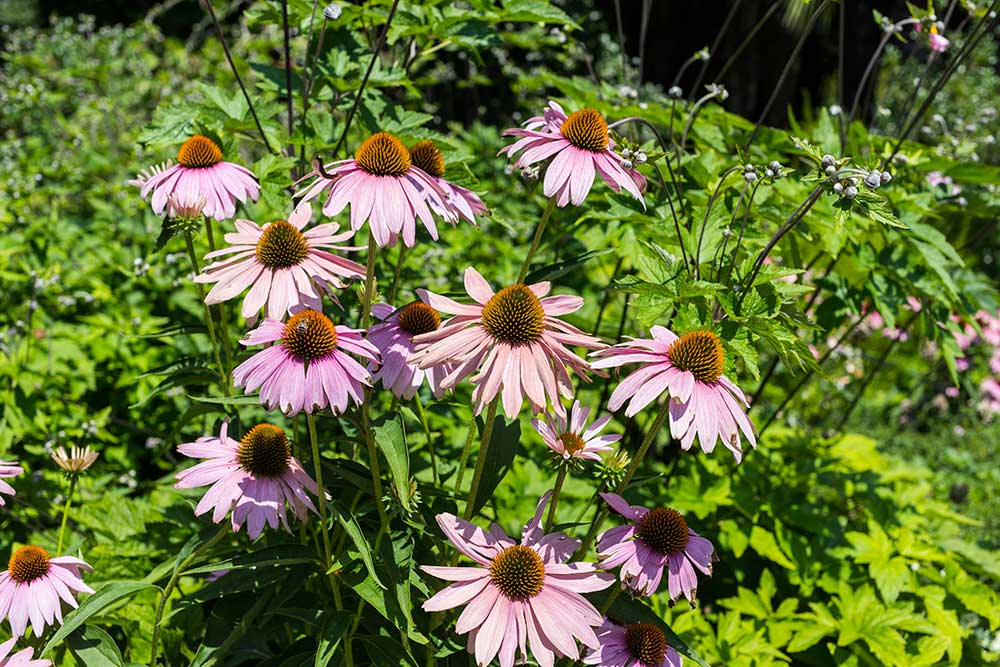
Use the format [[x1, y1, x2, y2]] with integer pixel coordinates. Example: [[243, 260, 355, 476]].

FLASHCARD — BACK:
[[668, 86, 683, 99], [744, 172, 757, 183], [821, 154, 836, 168], [829, 104, 842, 116], [768, 160, 781, 172], [620, 148, 632, 159], [634, 151, 647, 164], [845, 186, 858, 199], [880, 171, 892, 184], [833, 183, 844, 193], [764, 168, 774, 178], [323, 4, 342, 20], [621, 159, 634, 170], [824, 165, 837, 177], [864, 172, 882, 189], [722, 227, 732, 238]]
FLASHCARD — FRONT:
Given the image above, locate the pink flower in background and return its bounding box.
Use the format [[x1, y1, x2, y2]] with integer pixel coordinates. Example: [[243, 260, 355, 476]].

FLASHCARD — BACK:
[[422, 492, 614, 667], [928, 25, 950, 52], [409, 267, 604, 419], [292, 132, 452, 248], [194, 216, 364, 322], [0, 636, 51, 667], [0, 546, 93, 637], [175, 421, 318, 539], [945, 386, 960, 398], [368, 302, 454, 400], [233, 309, 379, 416], [597, 493, 713, 601], [590, 326, 756, 462], [532, 400, 621, 461], [0, 461, 23, 507], [584, 619, 683, 667], [926, 171, 961, 196], [136, 135, 260, 221], [409, 140, 490, 226], [500, 101, 646, 208], [956, 357, 971, 372]]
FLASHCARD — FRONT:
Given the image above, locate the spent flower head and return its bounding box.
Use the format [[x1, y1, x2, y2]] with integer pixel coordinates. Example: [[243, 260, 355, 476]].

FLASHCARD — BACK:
[[50, 446, 98, 475]]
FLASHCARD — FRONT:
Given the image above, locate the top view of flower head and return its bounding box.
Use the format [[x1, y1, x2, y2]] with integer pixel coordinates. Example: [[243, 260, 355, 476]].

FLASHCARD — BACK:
[[3, 0, 1000, 665]]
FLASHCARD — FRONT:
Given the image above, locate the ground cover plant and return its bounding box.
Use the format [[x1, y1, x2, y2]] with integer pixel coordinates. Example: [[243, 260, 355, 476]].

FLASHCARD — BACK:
[[2, 0, 1000, 666]]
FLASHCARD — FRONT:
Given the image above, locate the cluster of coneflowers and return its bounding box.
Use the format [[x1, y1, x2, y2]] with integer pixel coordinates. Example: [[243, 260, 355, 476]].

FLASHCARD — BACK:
[[2, 101, 757, 667]]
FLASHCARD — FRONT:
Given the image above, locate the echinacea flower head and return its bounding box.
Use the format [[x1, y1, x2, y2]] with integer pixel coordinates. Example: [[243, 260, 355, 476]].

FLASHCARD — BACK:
[[499, 101, 646, 208], [232, 309, 379, 416], [0, 545, 94, 637], [422, 492, 615, 667], [50, 446, 98, 475], [584, 620, 682, 667], [368, 301, 454, 400], [0, 461, 23, 507], [597, 493, 713, 601], [408, 140, 489, 226], [409, 267, 604, 419], [0, 636, 51, 667], [194, 216, 364, 322], [590, 327, 756, 462], [532, 400, 621, 462], [292, 132, 453, 248], [175, 421, 318, 539], [137, 135, 260, 221]]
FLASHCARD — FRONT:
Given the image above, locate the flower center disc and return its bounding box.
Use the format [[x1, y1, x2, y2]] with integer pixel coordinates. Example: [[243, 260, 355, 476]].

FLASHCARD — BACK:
[[177, 135, 224, 168], [237, 424, 291, 477], [481, 284, 546, 345], [637, 507, 689, 555], [668, 330, 725, 384], [409, 140, 445, 177], [625, 623, 668, 667], [8, 545, 51, 583], [397, 302, 441, 336], [256, 220, 310, 268], [560, 109, 610, 152], [559, 432, 586, 455], [282, 310, 338, 361], [489, 545, 545, 600], [355, 132, 411, 176]]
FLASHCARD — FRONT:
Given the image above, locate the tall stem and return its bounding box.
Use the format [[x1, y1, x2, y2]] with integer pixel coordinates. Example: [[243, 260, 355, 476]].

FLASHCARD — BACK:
[[454, 418, 477, 493], [56, 474, 78, 554], [414, 392, 439, 486], [462, 399, 500, 520], [543, 466, 568, 532], [204, 219, 233, 386], [184, 233, 227, 384], [306, 413, 334, 578], [518, 198, 556, 282], [359, 235, 390, 528], [387, 244, 408, 303]]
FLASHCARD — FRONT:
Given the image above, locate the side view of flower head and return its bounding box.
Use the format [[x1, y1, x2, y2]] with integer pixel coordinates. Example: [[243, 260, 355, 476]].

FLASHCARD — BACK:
[[136, 135, 260, 221], [292, 131, 456, 247], [597, 493, 713, 601], [0, 637, 50, 667], [585, 619, 684, 667], [500, 100, 646, 208], [532, 399, 621, 461], [0, 461, 23, 507], [0, 546, 93, 637], [367, 301, 454, 400], [591, 326, 756, 462], [232, 309, 379, 416], [194, 215, 364, 322], [422, 492, 614, 667], [409, 266, 604, 418], [175, 420, 318, 540], [408, 140, 490, 226]]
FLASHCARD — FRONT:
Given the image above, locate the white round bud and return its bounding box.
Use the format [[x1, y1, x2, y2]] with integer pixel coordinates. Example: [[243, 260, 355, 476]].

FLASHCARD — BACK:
[[845, 186, 858, 199], [323, 3, 342, 20]]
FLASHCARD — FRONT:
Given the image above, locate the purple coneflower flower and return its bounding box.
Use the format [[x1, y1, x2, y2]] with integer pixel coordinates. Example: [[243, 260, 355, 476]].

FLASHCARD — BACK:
[[368, 302, 453, 400], [422, 492, 615, 667], [0, 546, 93, 637], [597, 493, 713, 601], [408, 140, 489, 226], [584, 619, 683, 667], [0, 461, 23, 507], [233, 309, 379, 416], [532, 400, 620, 461], [0, 636, 51, 666], [175, 421, 318, 540]]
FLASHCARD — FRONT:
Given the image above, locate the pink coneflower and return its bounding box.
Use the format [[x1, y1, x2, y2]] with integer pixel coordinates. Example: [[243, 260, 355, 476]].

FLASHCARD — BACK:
[[408, 140, 489, 226], [409, 267, 603, 419], [175, 421, 318, 539], [194, 216, 364, 321], [0, 546, 93, 637], [422, 492, 614, 667], [0, 637, 51, 667], [292, 132, 452, 248], [584, 619, 683, 667], [590, 327, 756, 462], [532, 400, 620, 461], [0, 461, 23, 507], [136, 135, 260, 221], [368, 302, 453, 400], [499, 101, 646, 208], [597, 493, 713, 601], [232, 309, 378, 416]]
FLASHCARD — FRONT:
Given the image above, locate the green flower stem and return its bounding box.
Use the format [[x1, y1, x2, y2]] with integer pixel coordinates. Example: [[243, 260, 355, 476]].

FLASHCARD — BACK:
[[306, 414, 334, 575], [149, 524, 229, 665], [598, 585, 622, 615], [579, 400, 671, 557], [454, 417, 478, 493], [387, 244, 408, 304], [183, 232, 227, 385], [517, 197, 556, 283], [203, 219, 234, 385], [543, 465, 568, 533], [462, 398, 500, 520], [56, 474, 78, 555], [414, 392, 439, 487]]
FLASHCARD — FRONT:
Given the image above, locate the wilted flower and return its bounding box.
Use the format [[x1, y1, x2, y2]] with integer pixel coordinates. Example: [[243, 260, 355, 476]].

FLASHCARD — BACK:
[[0, 546, 93, 637], [50, 446, 98, 474]]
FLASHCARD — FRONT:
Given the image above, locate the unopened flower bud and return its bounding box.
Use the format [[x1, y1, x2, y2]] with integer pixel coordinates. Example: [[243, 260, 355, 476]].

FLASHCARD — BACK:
[[821, 154, 836, 168], [620, 148, 632, 159], [845, 185, 858, 199], [764, 168, 774, 178], [829, 104, 842, 116], [621, 159, 634, 170], [634, 151, 647, 164], [864, 172, 882, 189], [668, 86, 683, 99], [768, 160, 781, 172], [323, 3, 342, 20], [880, 171, 892, 184], [744, 172, 758, 183], [833, 183, 844, 194], [824, 165, 837, 177]]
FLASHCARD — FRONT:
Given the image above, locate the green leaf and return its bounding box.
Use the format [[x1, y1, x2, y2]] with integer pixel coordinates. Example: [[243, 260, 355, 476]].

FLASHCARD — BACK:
[[333, 504, 385, 589], [469, 413, 521, 516], [42, 582, 153, 656], [315, 611, 353, 667], [183, 544, 320, 575], [188, 394, 263, 407], [524, 248, 613, 283], [66, 625, 126, 667], [373, 414, 411, 512], [749, 526, 795, 569]]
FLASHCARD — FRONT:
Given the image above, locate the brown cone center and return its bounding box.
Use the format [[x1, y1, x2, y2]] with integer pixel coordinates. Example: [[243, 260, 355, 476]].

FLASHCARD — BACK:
[[668, 330, 725, 384], [480, 284, 546, 345], [397, 302, 441, 336], [489, 545, 545, 600], [237, 424, 291, 477], [8, 545, 51, 583], [355, 132, 411, 176], [625, 623, 668, 666], [409, 140, 445, 177], [282, 310, 338, 361], [256, 220, 310, 268], [637, 507, 690, 555], [560, 109, 610, 152], [177, 135, 224, 168]]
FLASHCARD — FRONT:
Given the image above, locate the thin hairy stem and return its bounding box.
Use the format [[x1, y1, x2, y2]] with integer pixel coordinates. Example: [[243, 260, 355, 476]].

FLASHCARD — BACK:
[[694, 166, 741, 277], [414, 392, 439, 487], [56, 474, 78, 555], [463, 398, 501, 520], [518, 197, 556, 282], [544, 466, 568, 532], [184, 233, 227, 384]]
